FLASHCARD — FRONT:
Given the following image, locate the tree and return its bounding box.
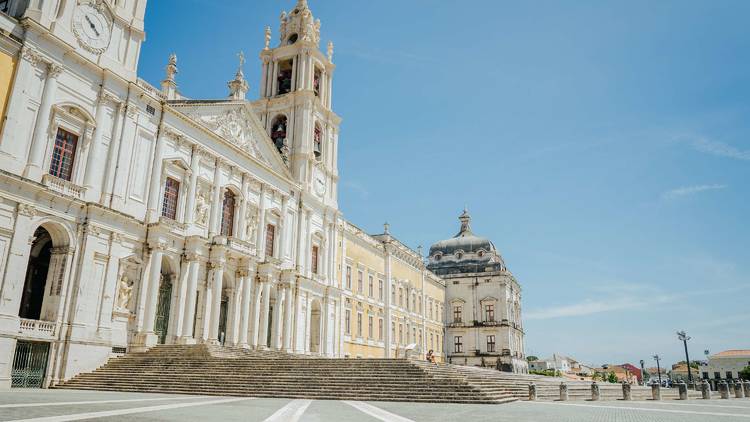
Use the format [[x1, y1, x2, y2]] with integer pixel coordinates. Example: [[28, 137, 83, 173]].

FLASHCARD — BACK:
[[607, 372, 618, 383], [527, 356, 539, 362], [676, 360, 700, 370], [739, 366, 750, 380]]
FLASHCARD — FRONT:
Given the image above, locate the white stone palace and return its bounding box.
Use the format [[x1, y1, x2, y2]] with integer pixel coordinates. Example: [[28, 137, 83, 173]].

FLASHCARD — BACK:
[[0, 0, 525, 389]]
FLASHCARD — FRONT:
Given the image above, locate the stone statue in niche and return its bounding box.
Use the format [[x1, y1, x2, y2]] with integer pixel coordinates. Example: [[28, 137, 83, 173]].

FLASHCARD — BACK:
[[245, 207, 258, 241], [195, 186, 210, 226], [116, 276, 133, 310]]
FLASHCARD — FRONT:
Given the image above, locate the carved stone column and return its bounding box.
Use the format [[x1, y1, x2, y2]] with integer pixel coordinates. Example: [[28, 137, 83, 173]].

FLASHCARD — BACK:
[[238, 262, 256, 347], [83, 93, 114, 198], [136, 243, 165, 348], [185, 146, 201, 225], [207, 260, 225, 344], [258, 280, 271, 349], [282, 274, 295, 352], [25, 62, 63, 181], [272, 286, 283, 350], [145, 131, 166, 223], [208, 159, 223, 237], [250, 277, 263, 349], [177, 252, 201, 344]]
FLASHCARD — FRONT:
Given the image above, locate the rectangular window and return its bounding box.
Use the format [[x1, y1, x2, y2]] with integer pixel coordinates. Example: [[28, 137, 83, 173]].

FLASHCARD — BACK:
[[485, 304, 495, 322], [391, 286, 396, 304], [454, 336, 463, 353], [311, 245, 319, 274], [378, 280, 383, 300], [399, 288, 403, 308], [368, 275, 374, 297], [391, 324, 395, 343], [49, 128, 78, 181], [714, 372, 721, 379], [357, 271, 363, 293], [346, 266, 352, 290], [345, 309, 350, 334], [220, 191, 236, 236], [487, 335, 496, 352], [161, 177, 180, 220], [368, 315, 373, 339], [727, 371, 733, 379], [429, 302, 433, 320], [265, 224, 275, 257], [453, 306, 462, 323], [378, 318, 383, 340], [398, 324, 403, 344], [357, 313, 363, 337]]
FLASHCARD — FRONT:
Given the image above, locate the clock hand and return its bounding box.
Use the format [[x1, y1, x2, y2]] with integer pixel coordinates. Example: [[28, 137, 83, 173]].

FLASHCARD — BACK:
[[84, 15, 100, 36]]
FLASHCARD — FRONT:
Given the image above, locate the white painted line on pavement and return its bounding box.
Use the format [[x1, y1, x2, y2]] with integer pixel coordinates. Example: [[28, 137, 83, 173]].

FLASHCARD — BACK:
[[530, 401, 750, 418], [0, 396, 199, 408], [262, 399, 312, 422], [643, 400, 750, 410], [343, 401, 416, 422], [5, 397, 249, 422]]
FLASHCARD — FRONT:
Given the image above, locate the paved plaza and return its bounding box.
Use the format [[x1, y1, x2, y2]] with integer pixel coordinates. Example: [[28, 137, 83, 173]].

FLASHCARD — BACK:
[[1, 390, 750, 422]]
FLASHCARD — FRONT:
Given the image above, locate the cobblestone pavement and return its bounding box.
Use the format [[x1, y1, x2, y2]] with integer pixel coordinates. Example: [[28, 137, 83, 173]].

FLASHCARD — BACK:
[[1, 390, 749, 421]]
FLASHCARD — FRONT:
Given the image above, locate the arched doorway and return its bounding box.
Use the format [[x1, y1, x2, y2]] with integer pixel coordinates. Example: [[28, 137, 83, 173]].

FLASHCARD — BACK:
[[19, 228, 53, 320], [309, 300, 321, 354], [154, 270, 173, 345]]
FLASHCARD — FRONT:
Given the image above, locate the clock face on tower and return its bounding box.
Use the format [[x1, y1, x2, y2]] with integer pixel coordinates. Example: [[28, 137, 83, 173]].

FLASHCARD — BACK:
[[313, 167, 327, 197], [72, 4, 112, 54]]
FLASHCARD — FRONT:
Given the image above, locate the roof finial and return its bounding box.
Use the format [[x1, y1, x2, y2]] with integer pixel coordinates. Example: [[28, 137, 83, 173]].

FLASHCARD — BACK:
[[327, 40, 334, 62], [264, 26, 271, 50], [161, 53, 178, 99], [383, 221, 390, 235], [227, 51, 249, 101]]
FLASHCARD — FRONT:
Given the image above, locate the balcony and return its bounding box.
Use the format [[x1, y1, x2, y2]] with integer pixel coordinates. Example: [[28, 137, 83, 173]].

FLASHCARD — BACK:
[[19, 318, 57, 340], [226, 236, 256, 256], [42, 174, 84, 199]]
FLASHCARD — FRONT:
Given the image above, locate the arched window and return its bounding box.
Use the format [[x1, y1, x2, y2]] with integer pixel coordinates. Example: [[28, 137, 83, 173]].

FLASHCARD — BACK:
[[313, 125, 322, 160], [287, 33, 298, 45], [271, 115, 288, 151], [220, 190, 236, 237]]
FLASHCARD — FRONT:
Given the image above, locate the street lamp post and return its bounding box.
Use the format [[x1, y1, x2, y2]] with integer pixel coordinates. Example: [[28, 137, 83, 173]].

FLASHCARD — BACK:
[[677, 331, 693, 383], [653, 354, 663, 386]]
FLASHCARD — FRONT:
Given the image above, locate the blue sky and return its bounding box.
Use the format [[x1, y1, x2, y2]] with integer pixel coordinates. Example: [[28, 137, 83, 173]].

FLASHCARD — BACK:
[[139, 1, 750, 368]]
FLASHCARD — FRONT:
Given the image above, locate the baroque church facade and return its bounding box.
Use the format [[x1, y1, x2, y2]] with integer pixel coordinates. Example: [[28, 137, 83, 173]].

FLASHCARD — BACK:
[[0, 0, 523, 389]]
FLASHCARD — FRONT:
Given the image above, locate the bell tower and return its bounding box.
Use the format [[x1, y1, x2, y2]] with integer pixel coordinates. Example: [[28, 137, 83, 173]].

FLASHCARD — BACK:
[[255, 0, 340, 207]]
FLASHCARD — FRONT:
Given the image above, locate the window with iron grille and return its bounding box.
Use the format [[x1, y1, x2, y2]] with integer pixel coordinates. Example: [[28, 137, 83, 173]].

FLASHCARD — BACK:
[[345, 309, 350, 334], [357, 312, 362, 337], [265, 224, 275, 257], [49, 128, 78, 181], [453, 306, 462, 323], [378, 280, 383, 300], [485, 304, 495, 322], [378, 318, 383, 340], [313, 125, 322, 160], [487, 335, 496, 352], [161, 178, 180, 220], [311, 245, 319, 274], [368, 315, 373, 339], [368, 275, 373, 297], [454, 336, 463, 353], [220, 190, 236, 236], [357, 270, 363, 293]]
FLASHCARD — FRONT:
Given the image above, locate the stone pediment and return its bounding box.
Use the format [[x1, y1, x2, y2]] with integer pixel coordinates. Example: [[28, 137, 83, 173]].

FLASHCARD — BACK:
[[171, 101, 291, 178]]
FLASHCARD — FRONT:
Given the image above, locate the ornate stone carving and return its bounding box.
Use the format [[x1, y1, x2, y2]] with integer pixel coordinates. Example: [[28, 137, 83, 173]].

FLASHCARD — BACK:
[[115, 275, 134, 310], [47, 63, 64, 79], [17, 203, 37, 218], [327, 41, 334, 62], [199, 109, 265, 162], [20, 46, 43, 67], [264, 26, 272, 50], [245, 205, 259, 241], [195, 185, 210, 227]]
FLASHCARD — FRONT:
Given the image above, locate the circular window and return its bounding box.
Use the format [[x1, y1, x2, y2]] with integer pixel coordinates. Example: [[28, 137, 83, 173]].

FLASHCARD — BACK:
[[456, 252, 463, 260], [478, 250, 485, 258], [287, 34, 299, 45], [434, 254, 442, 261]]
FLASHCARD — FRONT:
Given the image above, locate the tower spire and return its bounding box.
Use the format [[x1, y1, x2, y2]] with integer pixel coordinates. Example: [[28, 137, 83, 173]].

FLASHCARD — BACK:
[[161, 53, 178, 100], [228, 51, 249, 101], [457, 208, 472, 236]]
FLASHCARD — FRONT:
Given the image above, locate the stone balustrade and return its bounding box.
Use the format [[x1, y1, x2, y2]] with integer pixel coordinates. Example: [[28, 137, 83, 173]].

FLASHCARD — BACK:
[[19, 318, 57, 339]]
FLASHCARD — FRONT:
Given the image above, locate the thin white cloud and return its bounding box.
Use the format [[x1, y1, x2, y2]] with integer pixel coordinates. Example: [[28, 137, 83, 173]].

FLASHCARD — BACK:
[[661, 184, 727, 201], [342, 180, 369, 200], [525, 299, 641, 320], [691, 138, 750, 161]]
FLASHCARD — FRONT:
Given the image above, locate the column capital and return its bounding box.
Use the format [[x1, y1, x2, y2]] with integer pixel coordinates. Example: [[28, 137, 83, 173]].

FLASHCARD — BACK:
[[48, 62, 64, 78]]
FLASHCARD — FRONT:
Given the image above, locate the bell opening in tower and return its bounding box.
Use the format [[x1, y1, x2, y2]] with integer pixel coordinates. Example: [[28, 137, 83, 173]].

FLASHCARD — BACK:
[[313, 125, 322, 160], [313, 67, 322, 97], [287, 33, 298, 45], [277, 60, 293, 96], [271, 115, 288, 151]]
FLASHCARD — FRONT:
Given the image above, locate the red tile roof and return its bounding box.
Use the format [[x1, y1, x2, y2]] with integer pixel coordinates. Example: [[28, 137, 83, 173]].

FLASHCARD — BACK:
[[714, 350, 750, 358]]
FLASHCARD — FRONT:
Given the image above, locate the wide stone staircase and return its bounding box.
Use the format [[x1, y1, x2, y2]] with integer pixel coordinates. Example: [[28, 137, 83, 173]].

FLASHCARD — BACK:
[[54, 345, 517, 404], [443, 364, 705, 401]]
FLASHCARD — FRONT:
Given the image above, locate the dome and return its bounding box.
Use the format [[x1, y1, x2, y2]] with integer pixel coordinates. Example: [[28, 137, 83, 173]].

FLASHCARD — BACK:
[[427, 209, 505, 275]]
